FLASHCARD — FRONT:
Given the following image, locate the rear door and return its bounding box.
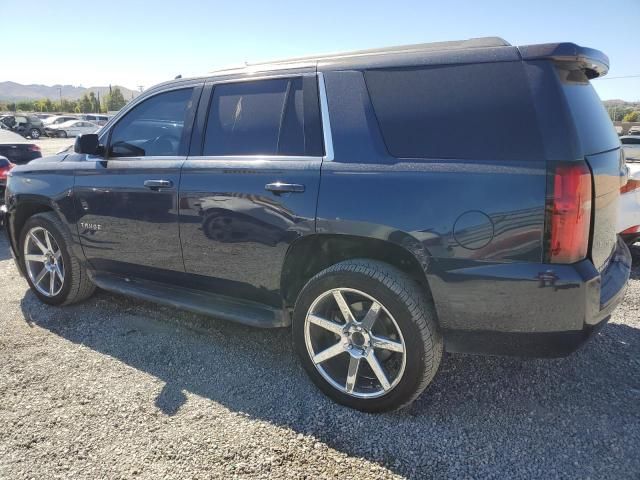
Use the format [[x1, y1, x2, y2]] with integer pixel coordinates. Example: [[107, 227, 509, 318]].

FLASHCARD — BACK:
[[74, 84, 201, 277], [179, 73, 324, 306]]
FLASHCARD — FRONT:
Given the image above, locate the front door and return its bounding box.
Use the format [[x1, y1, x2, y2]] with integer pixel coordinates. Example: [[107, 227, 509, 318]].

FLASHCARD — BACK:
[[179, 74, 325, 306], [75, 85, 201, 277]]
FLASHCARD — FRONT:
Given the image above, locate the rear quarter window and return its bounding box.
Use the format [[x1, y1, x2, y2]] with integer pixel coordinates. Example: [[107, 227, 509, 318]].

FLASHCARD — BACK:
[[364, 62, 544, 161], [556, 68, 619, 156]]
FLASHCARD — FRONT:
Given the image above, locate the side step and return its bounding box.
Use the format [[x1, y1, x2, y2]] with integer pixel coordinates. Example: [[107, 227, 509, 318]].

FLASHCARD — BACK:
[[90, 273, 289, 328]]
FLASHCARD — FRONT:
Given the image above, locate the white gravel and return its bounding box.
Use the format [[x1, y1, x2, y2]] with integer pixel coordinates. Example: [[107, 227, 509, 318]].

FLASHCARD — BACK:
[[0, 232, 638, 479]]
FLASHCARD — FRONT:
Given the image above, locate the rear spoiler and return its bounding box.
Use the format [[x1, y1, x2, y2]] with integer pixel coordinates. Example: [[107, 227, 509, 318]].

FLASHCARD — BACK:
[[518, 42, 609, 79]]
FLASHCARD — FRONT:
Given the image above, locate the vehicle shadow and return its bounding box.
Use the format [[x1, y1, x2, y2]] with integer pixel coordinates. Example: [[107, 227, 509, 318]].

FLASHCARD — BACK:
[[19, 277, 640, 478]]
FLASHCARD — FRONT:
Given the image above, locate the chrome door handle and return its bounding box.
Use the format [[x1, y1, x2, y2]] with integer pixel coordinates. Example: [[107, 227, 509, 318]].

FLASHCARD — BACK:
[[144, 179, 173, 190], [265, 182, 305, 194]]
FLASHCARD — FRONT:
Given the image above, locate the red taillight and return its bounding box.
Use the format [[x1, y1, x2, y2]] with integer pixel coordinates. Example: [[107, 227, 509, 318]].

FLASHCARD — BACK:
[[621, 225, 640, 235], [28, 144, 41, 152], [548, 162, 593, 263], [621, 177, 640, 195], [0, 162, 15, 179]]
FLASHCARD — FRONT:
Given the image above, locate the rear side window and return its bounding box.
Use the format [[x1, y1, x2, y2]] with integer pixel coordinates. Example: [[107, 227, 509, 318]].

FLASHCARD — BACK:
[[622, 137, 640, 145], [203, 77, 323, 156], [364, 62, 544, 161]]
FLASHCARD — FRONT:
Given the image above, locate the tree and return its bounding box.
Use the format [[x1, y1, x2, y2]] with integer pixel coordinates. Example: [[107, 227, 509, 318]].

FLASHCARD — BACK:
[[16, 100, 34, 111], [623, 111, 639, 122], [104, 86, 127, 112], [79, 93, 93, 113]]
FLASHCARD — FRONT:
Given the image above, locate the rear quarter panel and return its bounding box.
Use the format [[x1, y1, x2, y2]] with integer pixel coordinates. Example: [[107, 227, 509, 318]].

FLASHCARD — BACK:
[[318, 70, 549, 332]]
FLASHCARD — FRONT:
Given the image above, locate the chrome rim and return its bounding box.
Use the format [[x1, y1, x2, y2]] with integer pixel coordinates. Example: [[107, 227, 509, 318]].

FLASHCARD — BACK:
[[23, 226, 65, 297], [31, 129, 40, 139], [304, 288, 406, 399]]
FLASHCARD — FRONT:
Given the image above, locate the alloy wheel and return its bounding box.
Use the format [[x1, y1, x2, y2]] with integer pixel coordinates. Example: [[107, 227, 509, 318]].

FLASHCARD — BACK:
[[23, 226, 65, 297], [304, 288, 406, 398]]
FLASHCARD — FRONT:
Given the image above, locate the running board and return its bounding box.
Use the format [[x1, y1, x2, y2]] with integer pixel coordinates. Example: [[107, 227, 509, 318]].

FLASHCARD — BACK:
[[90, 273, 289, 328]]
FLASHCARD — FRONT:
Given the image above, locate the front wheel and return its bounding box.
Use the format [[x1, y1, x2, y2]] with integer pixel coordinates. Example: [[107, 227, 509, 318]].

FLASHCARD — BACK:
[[293, 259, 442, 412], [58, 130, 67, 138], [29, 128, 41, 139], [20, 212, 95, 305]]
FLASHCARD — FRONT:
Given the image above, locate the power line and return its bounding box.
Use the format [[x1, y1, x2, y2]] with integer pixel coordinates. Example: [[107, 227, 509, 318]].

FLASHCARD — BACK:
[[599, 74, 640, 80]]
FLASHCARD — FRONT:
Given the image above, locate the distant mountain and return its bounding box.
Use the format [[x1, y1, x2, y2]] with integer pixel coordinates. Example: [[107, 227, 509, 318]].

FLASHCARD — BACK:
[[0, 81, 139, 101]]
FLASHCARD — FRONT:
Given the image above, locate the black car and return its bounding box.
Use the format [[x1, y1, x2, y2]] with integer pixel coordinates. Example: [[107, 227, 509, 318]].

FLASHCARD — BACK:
[[0, 129, 42, 165], [0, 115, 46, 139], [2, 38, 631, 412]]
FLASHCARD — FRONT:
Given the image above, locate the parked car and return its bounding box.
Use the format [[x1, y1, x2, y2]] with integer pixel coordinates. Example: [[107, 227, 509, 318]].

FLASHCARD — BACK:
[[628, 126, 640, 136], [0, 115, 46, 139], [78, 114, 110, 126], [0, 129, 42, 165], [621, 135, 640, 162], [0, 156, 15, 205], [43, 115, 79, 126], [45, 120, 100, 138], [2, 38, 631, 412], [619, 139, 640, 245]]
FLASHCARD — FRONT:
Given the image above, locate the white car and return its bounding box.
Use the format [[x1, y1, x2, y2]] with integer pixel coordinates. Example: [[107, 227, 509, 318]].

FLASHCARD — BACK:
[[618, 147, 640, 246], [43, 115, 79, 126], [621, 135, 640, 162], [46, 120, 100, 138]]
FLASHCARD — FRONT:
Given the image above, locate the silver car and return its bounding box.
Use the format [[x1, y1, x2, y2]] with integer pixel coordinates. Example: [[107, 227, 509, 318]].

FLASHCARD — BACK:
[[46, 120, 100, 138]]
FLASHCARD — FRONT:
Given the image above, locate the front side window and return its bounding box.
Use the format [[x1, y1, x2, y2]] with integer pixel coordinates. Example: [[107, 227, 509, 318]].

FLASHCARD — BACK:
[[109, 88, 194, 158], [203, 77, 322, 156]]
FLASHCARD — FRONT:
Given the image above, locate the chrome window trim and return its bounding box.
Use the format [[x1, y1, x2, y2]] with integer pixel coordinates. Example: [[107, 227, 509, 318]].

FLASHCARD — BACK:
[[182, 155, 320, 163], [317, 72, 334, 162]]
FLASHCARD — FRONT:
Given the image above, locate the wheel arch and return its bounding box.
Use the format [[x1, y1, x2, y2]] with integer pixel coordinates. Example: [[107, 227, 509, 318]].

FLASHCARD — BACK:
[[7, 197, 70, 273], [280, 233, 435, 313]]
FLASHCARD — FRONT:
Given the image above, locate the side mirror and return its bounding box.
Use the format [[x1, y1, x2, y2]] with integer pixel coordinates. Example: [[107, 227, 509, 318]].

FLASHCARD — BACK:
[[74, 134, 102, 155]]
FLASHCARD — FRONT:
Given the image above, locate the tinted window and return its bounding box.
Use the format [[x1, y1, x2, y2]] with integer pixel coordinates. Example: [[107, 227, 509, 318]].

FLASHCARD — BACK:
[[621, 137, 640, 145], [557, 68, 619, 156], [109, 88, 193, 158], [364, 62, 544, 161], [203, 77, 322, 156]]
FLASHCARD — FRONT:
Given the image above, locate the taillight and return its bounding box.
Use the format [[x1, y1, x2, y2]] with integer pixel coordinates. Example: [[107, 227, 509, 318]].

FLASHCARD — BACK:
[[0, 162, 14, 179], [547, 162, 593, 263], [28, 144, 41, 152], [621, 177, 640, 194]]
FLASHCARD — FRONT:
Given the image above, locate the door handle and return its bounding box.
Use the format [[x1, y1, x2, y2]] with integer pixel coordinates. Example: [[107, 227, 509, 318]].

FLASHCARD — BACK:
[[144, 179, 173, 190], [265, 182, 305, 194]]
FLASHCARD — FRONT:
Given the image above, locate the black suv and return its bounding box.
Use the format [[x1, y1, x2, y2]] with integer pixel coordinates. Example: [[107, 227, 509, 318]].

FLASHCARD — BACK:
[[0, 115, 46, 139], [2, 38, 631, 412]]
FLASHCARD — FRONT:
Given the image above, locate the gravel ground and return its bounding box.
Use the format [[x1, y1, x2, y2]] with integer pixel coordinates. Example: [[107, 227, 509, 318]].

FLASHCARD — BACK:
[[0, 232, 638, 479]]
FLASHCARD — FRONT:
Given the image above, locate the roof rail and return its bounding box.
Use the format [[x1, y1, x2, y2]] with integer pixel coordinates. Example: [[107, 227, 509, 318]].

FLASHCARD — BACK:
[[209, 37, 511, 73]]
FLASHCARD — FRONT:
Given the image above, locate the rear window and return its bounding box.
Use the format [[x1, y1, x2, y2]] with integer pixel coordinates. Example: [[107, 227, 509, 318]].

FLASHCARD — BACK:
[[364, 62, 544, 161], [203, 77, 323, 157], [557, 67, 619, 156], [622, 137, 640, 145]]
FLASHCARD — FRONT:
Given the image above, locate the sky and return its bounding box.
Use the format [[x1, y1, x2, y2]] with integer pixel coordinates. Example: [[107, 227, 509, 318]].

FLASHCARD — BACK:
[[2, 0, 639, 101]]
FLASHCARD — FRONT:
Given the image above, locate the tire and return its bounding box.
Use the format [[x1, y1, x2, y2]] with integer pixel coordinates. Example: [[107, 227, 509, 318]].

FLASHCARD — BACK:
[[292, 259, 443, 412], [29, 128, 41, 139], [19, 212, 95, 306], [58, 130, 67, 138]]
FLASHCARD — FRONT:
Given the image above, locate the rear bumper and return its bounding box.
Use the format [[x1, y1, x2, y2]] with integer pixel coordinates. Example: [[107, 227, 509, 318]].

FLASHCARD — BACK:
[[437, 237, 632, 357]]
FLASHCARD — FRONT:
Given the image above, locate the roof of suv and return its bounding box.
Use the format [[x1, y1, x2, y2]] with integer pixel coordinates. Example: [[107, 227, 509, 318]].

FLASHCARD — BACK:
[[144, 37, 609, 94]]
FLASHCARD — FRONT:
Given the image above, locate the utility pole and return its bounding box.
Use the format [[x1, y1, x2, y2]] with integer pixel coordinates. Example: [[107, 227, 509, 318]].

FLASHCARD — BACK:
[[58, 87, 62, 112]]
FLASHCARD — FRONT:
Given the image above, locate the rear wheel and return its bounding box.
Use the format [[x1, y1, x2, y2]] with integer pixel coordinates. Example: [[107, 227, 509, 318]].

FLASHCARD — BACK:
[[20, 212, 95, 305], [29, 128, 41, 139], [293, 259, 442, 412]]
